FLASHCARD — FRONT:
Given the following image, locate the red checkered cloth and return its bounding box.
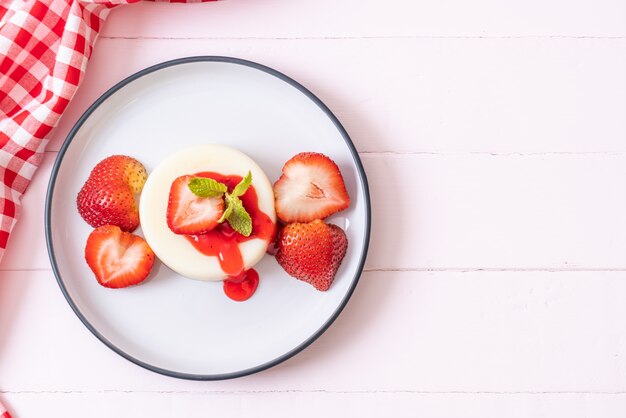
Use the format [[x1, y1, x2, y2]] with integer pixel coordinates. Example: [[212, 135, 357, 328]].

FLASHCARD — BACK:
[[1, 0, 125, 262], [0, 0, 215, 415], [0, 0, 215, 257]]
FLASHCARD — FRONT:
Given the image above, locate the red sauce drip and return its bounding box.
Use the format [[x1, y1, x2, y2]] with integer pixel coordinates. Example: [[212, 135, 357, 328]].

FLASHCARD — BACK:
[[183, 172, 276, 300], [223, 268, 259, 302]]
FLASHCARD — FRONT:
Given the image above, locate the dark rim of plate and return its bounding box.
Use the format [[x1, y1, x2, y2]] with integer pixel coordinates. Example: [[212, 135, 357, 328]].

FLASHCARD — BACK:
[[45, 56, 372, 381]]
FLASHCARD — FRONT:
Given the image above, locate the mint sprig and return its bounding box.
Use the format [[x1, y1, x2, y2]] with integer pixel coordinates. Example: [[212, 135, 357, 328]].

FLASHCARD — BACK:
[[218, 193, 236, 223], [231, 171, 252, 198], [188, 171, 253, 237], [227, 197, 253, 237], [188, 177, 228, 197]]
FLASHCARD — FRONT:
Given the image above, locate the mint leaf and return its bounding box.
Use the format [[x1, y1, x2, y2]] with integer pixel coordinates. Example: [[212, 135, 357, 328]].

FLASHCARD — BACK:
[[226, 196, 252, 237], [188, 177, 228, 198], [231, 171, 252, 198], [213, 171, 253, 235], [218, 193, 235, 223]]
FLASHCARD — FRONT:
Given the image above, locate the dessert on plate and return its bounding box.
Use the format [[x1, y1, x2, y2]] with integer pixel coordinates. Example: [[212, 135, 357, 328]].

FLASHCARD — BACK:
[[76, 145, 351, 301], [139, 144, 277, 283]]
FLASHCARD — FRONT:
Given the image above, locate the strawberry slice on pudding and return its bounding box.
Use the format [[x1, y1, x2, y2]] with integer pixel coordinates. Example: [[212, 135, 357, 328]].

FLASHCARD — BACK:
[[166, 175, 225, 235]]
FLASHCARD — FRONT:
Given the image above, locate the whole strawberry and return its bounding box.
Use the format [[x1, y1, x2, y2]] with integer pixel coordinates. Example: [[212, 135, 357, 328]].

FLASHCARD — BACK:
[[276, 220, 348, 291], [77, 155, 147, 232]]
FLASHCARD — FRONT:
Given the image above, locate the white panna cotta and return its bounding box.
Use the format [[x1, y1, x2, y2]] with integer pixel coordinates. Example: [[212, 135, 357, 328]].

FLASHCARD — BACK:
[[139, 145, 276, 281]]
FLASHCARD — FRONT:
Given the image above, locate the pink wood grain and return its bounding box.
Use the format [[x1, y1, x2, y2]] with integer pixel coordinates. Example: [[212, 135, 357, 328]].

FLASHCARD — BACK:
[[49, 38, 626, 154], [4, 392, 626, 418], [2, 270, 626, 393], [100, 0, 626, 39], [0, 155, 53, 271]]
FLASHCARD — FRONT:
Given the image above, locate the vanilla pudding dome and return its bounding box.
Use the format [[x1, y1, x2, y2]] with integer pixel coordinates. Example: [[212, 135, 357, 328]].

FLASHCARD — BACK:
[[139, 144, 277, 281]]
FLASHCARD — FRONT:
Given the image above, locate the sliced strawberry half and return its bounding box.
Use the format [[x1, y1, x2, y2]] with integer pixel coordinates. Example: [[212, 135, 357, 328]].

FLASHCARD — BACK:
[[85, 225, 155, 288], [273, 152, 350, 223], [167, 175, 225, 235]]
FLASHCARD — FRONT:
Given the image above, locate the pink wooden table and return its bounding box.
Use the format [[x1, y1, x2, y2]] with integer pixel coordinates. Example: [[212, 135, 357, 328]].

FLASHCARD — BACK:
[[2, 1, 626, 416]]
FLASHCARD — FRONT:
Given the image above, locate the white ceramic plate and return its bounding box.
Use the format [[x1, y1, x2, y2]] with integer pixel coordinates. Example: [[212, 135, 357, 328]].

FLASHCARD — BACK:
[[46, 57, 371, 380]]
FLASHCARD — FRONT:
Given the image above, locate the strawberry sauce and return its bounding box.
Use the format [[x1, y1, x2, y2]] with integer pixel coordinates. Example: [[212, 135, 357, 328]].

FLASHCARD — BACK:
[[223, 268, 259, 301], [183, 172, 276, 301]]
